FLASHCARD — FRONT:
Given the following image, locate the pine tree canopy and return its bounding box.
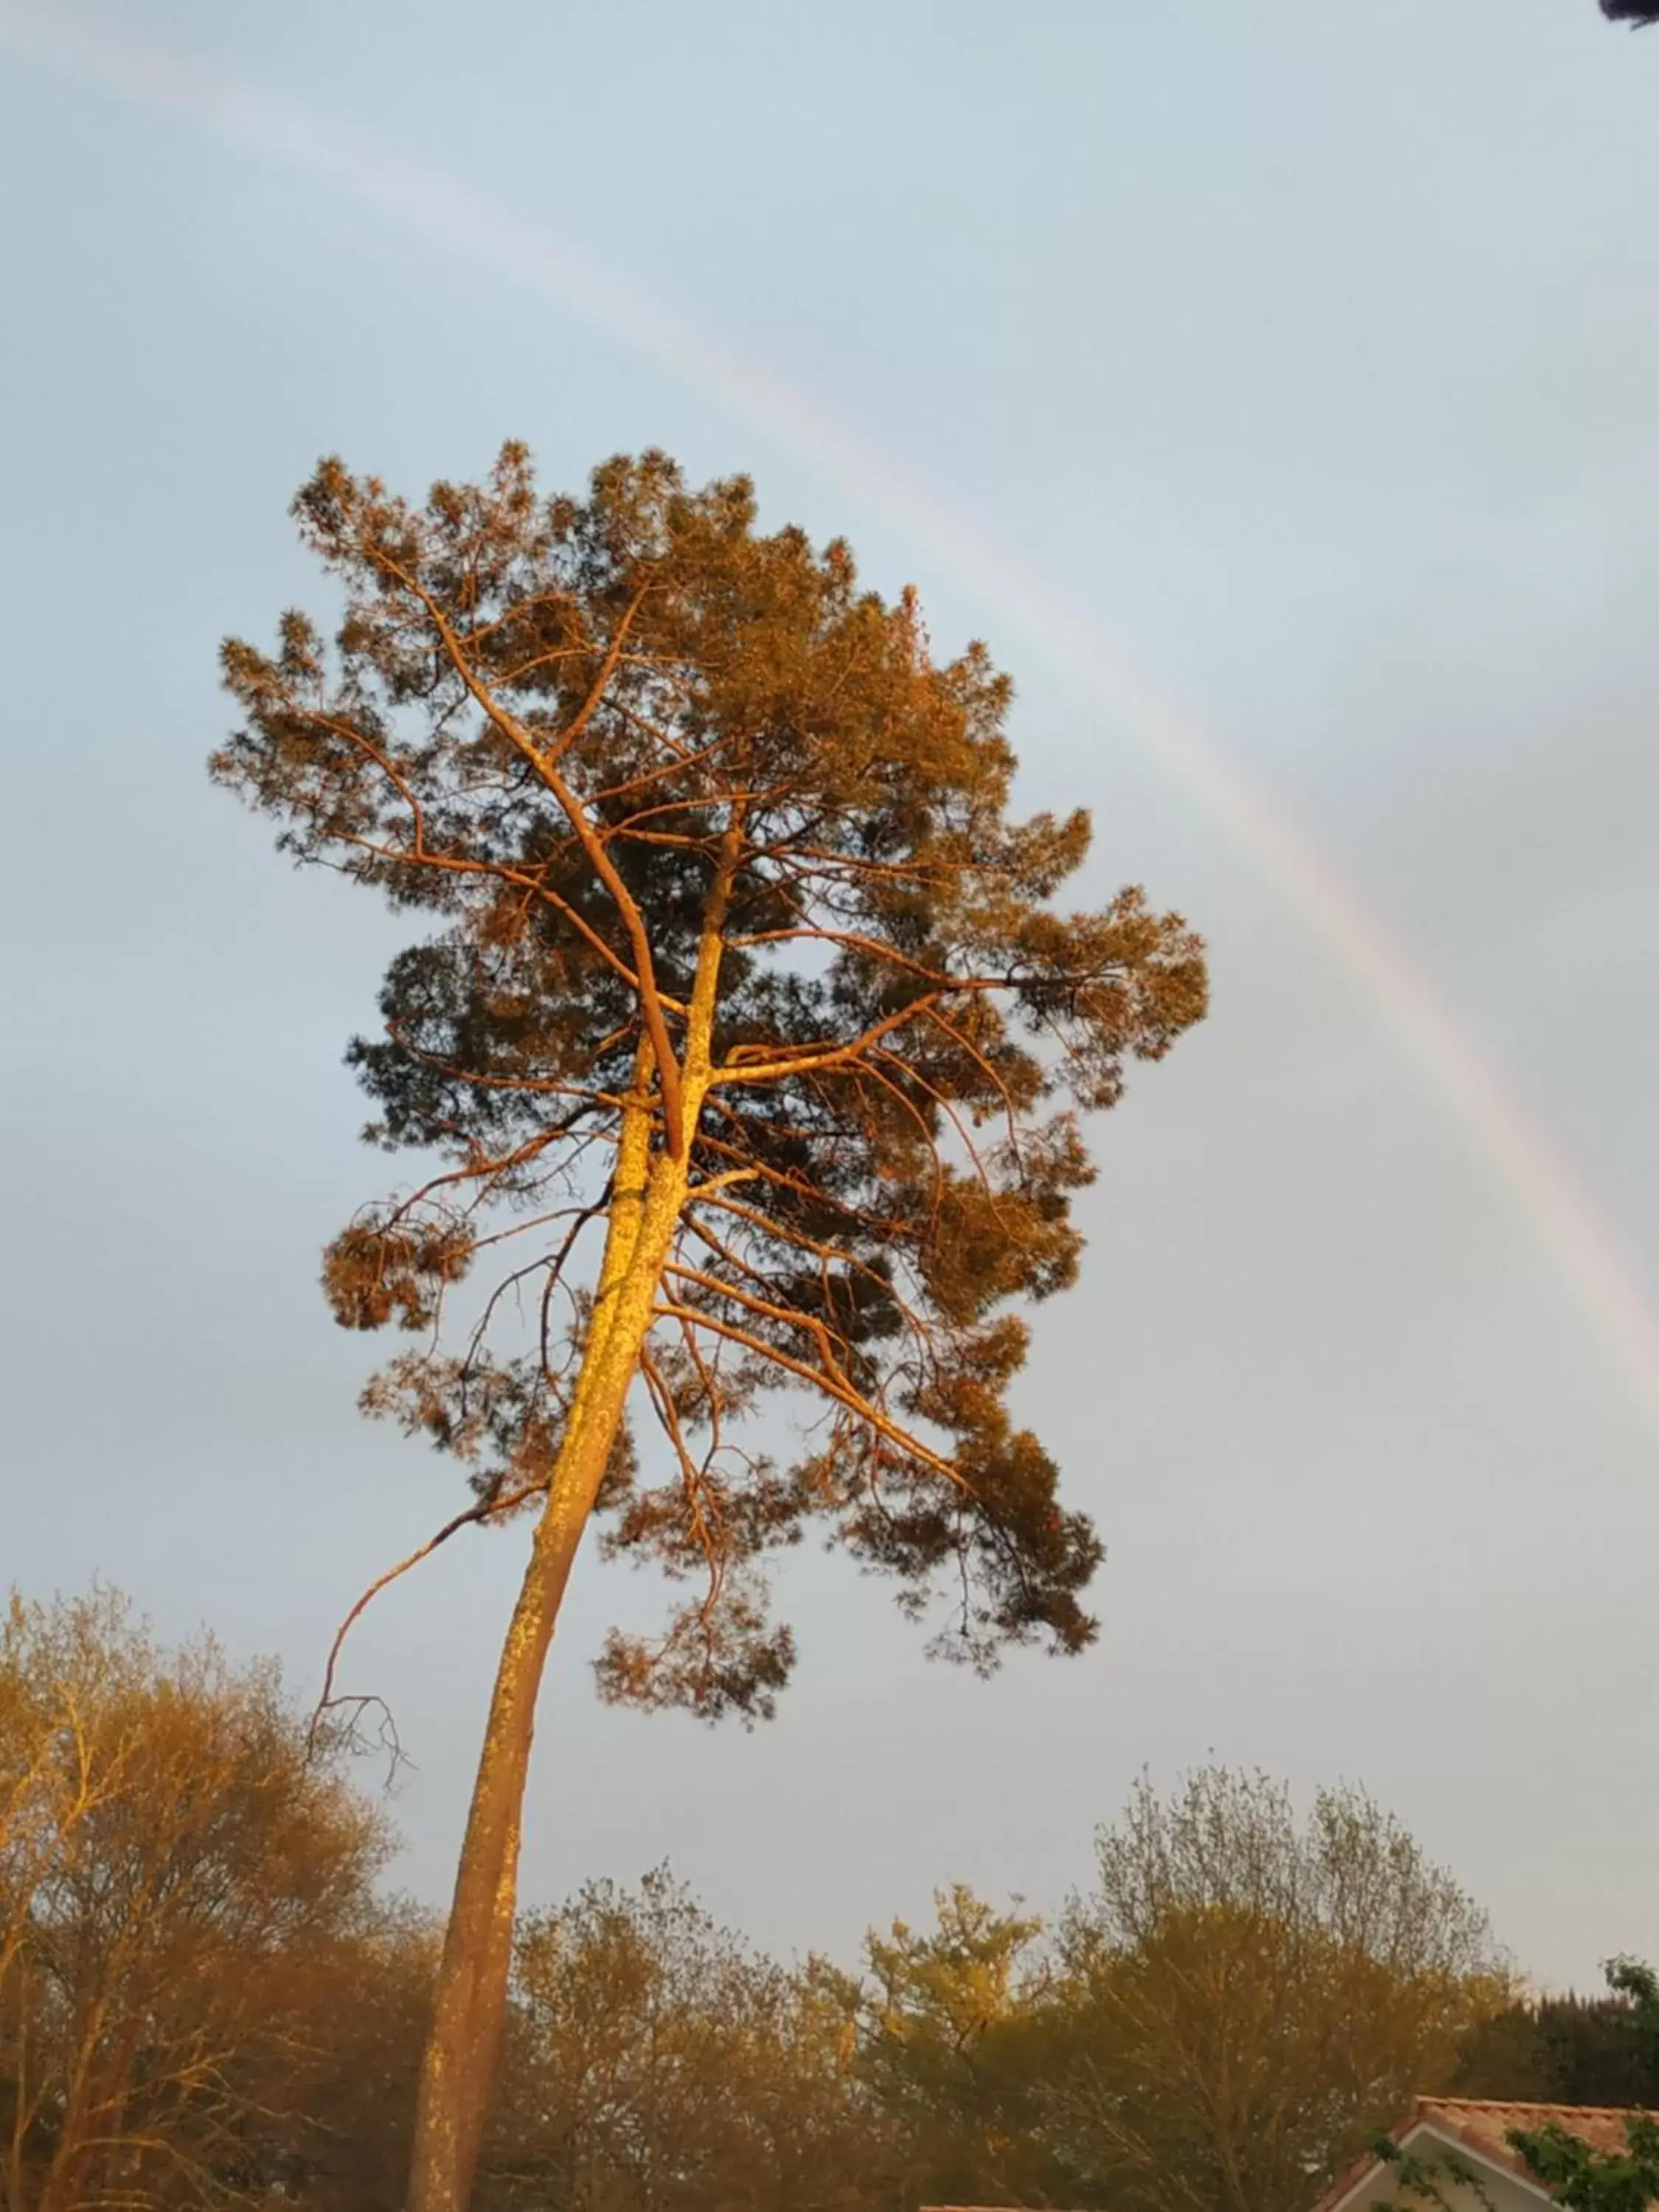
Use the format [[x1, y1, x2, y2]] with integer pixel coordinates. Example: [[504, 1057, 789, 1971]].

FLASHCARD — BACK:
[[213, 444, 1207, 1719]]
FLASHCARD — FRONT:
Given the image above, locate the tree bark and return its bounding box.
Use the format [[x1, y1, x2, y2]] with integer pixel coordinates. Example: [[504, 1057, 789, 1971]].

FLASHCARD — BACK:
[[403, 1106, 689, 2212], [404, 833, 739, 2212]]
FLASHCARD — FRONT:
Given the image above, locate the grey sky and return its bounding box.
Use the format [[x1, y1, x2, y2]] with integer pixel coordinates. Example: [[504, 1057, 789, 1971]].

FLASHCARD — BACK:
[[1, 0, 1656, 1993]]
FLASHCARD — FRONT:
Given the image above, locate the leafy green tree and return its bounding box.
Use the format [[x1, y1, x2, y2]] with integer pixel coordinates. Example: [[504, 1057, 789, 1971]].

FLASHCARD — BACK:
[[212, 443, 1206, 2209], [851, 1885, 1068, 2209], [1044, 1767, 1506, 2212]]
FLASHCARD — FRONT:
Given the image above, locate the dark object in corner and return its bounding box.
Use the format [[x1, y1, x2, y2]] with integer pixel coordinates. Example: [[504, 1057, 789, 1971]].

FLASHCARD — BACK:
[[1603, 1, 1659, 26]]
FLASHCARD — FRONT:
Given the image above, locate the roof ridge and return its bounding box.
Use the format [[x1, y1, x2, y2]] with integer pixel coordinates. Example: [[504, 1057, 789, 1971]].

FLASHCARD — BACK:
[[1421, 2095, 1657, 2116]]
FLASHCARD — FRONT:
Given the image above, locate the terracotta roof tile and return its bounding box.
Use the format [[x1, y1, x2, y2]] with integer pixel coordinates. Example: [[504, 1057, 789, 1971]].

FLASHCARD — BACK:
[[1310, 2096, 1658, 2211]]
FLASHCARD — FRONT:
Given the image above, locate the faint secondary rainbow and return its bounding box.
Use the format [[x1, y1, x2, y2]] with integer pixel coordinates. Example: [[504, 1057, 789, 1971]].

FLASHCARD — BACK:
[[8, 1, 1658, 1431]]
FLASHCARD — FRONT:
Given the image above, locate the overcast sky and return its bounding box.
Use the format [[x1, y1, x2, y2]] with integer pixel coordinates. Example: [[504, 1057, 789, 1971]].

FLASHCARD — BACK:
[[2, 0, 1657, 1994]]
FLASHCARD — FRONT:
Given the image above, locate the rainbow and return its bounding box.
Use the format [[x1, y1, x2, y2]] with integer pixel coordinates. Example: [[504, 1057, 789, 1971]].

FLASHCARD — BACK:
[[8, 1, 1657, 1432]]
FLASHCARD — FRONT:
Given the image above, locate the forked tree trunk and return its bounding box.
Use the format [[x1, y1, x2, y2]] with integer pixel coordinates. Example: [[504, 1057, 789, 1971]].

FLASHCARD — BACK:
[[406, 837, 740, 2212], [403, 1112, 688, 2212]]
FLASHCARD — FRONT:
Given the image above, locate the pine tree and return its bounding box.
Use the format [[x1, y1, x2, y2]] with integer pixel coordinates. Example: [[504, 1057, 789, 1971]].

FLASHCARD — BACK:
[[213, 443, 1207, 2210]]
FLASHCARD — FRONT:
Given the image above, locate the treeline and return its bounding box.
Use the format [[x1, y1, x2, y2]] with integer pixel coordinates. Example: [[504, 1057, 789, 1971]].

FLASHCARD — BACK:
[[0, 1590, 1643, 2212]]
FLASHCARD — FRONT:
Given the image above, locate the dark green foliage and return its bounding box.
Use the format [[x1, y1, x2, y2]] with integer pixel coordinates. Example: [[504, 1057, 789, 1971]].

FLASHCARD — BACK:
[[1457, 1958, 1659, 2110], [213, 444, 1206, 1717]]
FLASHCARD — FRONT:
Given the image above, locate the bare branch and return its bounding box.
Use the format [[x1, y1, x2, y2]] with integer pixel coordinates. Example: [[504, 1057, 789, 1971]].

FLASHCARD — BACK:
[[308, 1474, 551, 1757]]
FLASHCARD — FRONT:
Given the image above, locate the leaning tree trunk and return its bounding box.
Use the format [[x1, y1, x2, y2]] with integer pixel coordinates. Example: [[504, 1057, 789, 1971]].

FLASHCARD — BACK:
[[403, 1108, 687, 2212]]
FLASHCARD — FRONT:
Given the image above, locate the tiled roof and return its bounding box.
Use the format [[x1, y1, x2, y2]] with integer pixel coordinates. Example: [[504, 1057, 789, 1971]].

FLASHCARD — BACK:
[[1310, 2096, 1658, 2210]]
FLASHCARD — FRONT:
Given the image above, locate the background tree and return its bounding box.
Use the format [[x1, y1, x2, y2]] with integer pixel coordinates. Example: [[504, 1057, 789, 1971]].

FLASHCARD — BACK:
[[285, 1905, 439, 2212], [0, 1587, 398, 2212], [1041, 1767, 1507, 2212], [1456, 1957, 1659, 2110], [849, 1885, 1070, 2210], [212, 442, 1206, 2210], [483, 1867, 886, 2212], [1, 1585, 1545, 2212]]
